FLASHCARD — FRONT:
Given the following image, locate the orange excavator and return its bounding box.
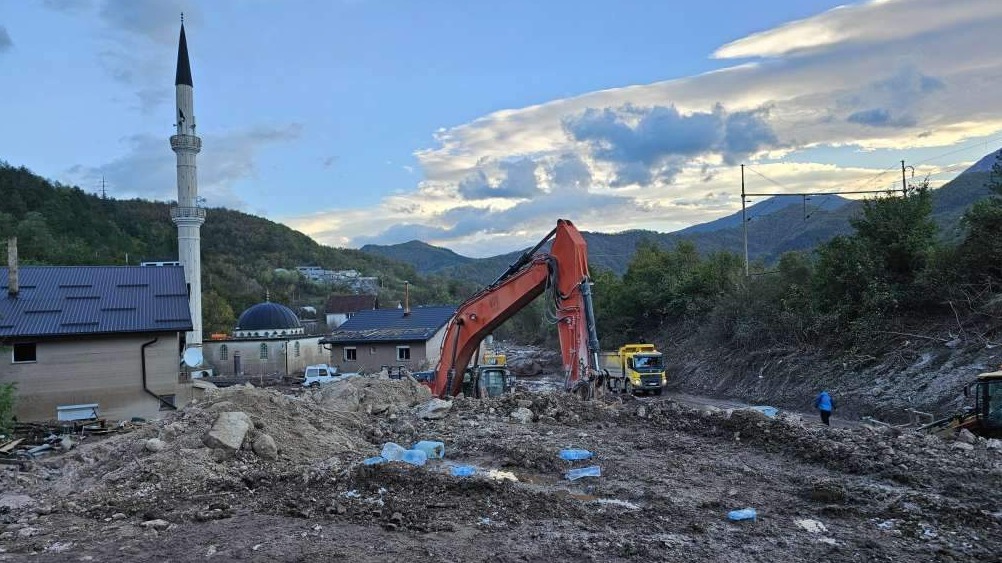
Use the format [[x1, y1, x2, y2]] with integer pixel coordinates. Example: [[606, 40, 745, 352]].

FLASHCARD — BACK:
[[428, 219, 607, 399]]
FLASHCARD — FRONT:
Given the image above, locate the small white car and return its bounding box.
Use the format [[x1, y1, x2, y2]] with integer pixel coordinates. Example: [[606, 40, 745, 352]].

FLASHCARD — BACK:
[[302, 364, 339, 387]]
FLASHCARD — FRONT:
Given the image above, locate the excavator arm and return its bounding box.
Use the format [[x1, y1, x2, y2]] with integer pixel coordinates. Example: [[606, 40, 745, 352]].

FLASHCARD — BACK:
[[429, 219, 604, 398]]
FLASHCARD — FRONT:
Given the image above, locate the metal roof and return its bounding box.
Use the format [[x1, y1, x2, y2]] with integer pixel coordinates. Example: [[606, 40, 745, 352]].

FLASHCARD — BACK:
[[324, 294, 378, 314], [322, 305, 455, 344], [175, 23, 193, 87], [0, 266, 193, 339]]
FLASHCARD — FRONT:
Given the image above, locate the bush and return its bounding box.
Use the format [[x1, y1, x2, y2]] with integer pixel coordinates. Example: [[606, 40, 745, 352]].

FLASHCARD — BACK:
[[0, 383, 15, 436]]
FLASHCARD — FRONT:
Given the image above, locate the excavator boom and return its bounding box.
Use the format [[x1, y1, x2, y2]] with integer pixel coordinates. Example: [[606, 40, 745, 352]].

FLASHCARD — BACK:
[[429, 219, 603, 397]]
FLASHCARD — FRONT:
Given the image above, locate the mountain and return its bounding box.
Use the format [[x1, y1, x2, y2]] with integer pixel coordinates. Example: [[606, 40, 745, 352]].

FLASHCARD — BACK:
[[360, 149, 1002, 279], [961, 149, 1001, 175]]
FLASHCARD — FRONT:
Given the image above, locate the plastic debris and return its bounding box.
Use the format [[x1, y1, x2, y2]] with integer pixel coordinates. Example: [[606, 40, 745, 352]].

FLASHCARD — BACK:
[[412, 440, 446, 459], [362, 456, 386, 466], [565, 466, 601, 481], [559, 449, 593, 461], [750, 406, 779, 418], [380, 442, 407, 461], [727, 508, 757, 522], [450, 465, 476, 477], [401, 449, 428, 466]]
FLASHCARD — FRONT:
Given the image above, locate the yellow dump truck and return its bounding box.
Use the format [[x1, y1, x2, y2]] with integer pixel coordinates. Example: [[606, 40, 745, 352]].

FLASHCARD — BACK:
[[606, 343, 667, 395]]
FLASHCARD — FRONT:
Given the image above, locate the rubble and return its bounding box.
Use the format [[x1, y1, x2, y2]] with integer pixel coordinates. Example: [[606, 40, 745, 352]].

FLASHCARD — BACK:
[[0, 379, 998, 562]]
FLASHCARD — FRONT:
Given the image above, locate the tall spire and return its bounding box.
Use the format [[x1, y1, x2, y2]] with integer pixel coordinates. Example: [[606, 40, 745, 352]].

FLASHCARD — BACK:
[[175, 17, 193, 87]]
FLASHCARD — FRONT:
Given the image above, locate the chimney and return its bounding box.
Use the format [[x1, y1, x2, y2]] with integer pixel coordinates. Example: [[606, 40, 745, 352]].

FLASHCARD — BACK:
[[403, 281, 411, 316], [7, 237, 18, 298]]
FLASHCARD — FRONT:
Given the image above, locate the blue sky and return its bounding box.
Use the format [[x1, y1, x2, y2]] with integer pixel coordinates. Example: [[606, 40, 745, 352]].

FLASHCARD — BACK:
[[3, 0, 1002, 257]]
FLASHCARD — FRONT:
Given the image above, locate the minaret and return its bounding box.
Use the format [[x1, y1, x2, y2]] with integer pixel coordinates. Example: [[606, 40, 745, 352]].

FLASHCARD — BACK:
[[170, 17, 204, 349]]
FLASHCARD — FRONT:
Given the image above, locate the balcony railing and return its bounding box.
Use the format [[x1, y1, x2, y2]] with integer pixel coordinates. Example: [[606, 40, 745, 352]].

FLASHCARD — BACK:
[[170, 134, 202, 152], [170, 206, 207, 221]]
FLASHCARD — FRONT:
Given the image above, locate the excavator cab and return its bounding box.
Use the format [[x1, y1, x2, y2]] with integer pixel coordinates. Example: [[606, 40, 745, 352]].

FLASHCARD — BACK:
[[965, 371, 1002, 437], [461, 366, 514, 398]]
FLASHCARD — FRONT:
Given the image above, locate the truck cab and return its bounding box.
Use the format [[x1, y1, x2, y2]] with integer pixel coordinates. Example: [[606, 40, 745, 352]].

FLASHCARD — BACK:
[[461, 350, 515, 398], [611, 343, 667, 395], [965, 370, 1002, 437]]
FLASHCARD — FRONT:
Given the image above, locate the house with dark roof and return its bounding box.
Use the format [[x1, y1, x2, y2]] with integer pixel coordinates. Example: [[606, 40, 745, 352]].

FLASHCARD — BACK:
[[1, 265, 193, 422], [320, 305, 455, 373], [324, 294, 378, 329]]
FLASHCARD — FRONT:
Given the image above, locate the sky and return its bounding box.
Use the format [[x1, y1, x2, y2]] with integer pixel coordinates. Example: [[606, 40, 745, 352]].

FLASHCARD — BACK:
[[2, 0, 1002, 257]]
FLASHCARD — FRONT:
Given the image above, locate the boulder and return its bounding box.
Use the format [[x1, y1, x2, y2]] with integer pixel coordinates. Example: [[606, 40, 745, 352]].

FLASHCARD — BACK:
[[417, 399, 453, 420], [956, 429, 978, 445], [252, 433, 279, 460], [510, 407, 533, 424], [144, 438, 166, 453], [951, 441, 975, 452], [986, 438, 1002, 451], [203, 411, 253, 451]]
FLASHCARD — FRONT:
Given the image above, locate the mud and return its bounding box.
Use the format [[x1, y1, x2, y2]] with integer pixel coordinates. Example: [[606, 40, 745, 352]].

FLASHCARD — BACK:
[[0, 380, 999, 562]]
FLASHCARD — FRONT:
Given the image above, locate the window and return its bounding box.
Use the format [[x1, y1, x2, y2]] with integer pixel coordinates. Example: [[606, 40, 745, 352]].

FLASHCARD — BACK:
[[260, 343, 269, 360], [159, 394, 176, 411], [344, 347, 357, 362], [346, 312, 355, 319], [396, 346, 411, 361], [294, 342, 301, 358], [12, 343, 36, 363], [220, 345, 228, 361]]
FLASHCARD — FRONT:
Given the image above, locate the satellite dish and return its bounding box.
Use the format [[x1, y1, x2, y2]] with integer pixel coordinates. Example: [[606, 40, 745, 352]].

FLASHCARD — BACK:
[[182, 347, 203, 368]]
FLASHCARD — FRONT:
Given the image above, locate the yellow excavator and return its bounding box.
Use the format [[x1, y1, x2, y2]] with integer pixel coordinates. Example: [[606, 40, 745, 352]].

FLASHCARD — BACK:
[[924, 370, 1002, 438]]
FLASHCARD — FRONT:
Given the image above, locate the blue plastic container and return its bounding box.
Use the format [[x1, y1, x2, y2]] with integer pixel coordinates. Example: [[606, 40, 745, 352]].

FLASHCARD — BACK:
[[450, 465, 476, 477], [362, 456, 386, 466], [565, 466, 601, 480], [727, 508, 757, 522], [559, 449, 594, 461], [412, 440, 446, 460], [401, 449, 428, 466], [381, 442, 407, 461]]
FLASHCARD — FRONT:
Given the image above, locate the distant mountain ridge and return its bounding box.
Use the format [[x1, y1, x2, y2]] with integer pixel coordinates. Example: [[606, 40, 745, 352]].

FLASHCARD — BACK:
[[362, 149, 1002, 283]]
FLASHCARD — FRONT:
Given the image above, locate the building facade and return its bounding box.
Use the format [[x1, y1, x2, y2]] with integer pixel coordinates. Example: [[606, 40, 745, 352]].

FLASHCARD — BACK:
[[321, 306, 455, 373], [324, 294, 378, 329], [1, 265, 193, 422]]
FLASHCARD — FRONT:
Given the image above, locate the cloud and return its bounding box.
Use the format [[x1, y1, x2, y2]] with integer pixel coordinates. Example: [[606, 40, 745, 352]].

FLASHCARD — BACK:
[[846, 108, 916, 128], [42, 0, 91, 12], [0, 26, 12, 54], [713, 0, 996, 59], [63, 124, 303, 209], [564, 103, 779, 185], [457, 158, 543, 200], [87, 0, 197, 114]]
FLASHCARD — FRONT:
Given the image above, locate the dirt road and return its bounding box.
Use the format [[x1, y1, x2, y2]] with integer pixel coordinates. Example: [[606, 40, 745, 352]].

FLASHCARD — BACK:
[[0, 378, 999, 562]]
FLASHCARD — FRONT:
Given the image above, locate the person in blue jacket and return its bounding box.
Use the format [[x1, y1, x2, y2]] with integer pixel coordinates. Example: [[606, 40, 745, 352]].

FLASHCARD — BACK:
[[814, 390, 835, 425]]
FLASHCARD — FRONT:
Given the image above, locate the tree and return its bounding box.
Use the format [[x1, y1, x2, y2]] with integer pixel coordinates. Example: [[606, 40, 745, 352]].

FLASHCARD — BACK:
[[850, 183, 936, 287]]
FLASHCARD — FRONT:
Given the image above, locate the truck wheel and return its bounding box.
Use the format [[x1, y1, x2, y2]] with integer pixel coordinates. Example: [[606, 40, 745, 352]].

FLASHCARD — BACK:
[[310, 382, 320, 389], [653, 388, 663, 396], [624, 380, 633, 395]]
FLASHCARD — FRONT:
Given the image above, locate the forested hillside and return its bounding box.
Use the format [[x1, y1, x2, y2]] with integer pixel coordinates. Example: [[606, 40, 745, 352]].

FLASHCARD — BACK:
[[0, 163, 476, 333]]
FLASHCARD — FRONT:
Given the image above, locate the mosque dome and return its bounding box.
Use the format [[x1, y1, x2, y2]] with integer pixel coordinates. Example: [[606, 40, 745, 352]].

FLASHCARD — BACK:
[[234, 302, 303, 337]]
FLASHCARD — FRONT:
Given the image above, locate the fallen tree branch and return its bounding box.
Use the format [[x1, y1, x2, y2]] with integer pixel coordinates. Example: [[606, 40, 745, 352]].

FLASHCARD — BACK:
[[874, 331, 950, 343]]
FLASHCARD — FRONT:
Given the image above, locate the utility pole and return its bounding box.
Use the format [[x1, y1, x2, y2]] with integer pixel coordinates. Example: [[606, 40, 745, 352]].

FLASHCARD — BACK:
[[900, 160, 907, 197], [741, 164, 749, 277]]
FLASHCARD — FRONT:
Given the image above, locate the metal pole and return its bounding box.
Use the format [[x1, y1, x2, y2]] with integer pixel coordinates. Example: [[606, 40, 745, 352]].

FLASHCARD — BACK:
[[741, 164, 749, 277]]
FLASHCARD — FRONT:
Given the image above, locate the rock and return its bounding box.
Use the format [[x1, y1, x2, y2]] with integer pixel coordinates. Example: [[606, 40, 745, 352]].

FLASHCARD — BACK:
[[987, 439, 1002, 451], [417, 399, 453, 420], [203, 411, 253, 451], [510, 407, 533, 424], [252, 433, 279, 460], [951, 442, 974, 452], [59, 436, 75, 450], [145, 438, 167, 453], [17, 527, 38, 538], [636, 405, 647, 418], [516, 400, 533, 409], [141, 519, 171, 531], [956, 429, 978, 445]]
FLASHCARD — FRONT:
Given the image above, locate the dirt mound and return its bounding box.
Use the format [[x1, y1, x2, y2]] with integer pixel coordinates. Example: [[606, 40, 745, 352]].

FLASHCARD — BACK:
[[313, 375, 432, 414]]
